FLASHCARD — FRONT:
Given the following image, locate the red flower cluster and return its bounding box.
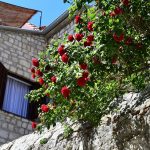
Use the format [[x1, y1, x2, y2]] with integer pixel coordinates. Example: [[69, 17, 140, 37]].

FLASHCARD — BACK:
[[84, 34, 94, 47], [125, 37, 132, 45], [30, 67, 35, 73], [110, 7, 123, 17], [68, 35, 74, 42], [32, 58, 39, 67], [114, 7, 123, 15], [122, 0, 129, 6], [87, 22, 94, 31], [39, 77, 44, 85], [58, 45, 69, 63], [82, 70, 89, 78], [51, 76, 57, 83], [75, 33, 83, 42], [113, 33, 124, 43], [61, 86, 70, 98], [111, 57, 118, 65], [61, 53, 69, 63], [41, 104, 49, 112], [31, 74, 36, 79], [77, 77, 87, 87], [58, 45, 65, 56], [80, 63, 88, 70], [30, 68, 36, 79], [35, 69, 43, 77], [32, 122, 37, 129], [77, 63, 89, 87], [75, 15, 81, 24]]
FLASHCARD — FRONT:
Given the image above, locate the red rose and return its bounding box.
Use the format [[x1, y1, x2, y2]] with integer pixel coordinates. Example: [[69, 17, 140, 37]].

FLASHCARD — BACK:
[[32, 122, 37, 129], [87, 22, 93, 31], [122, 0, 129, 6], [61, 86, 70, 98], [75, 15, 81, 24], [30, 67, 35, 73], [31, 73, 36, 79], [125, 37, 132, 45], [110, 11, 116, 17], [68, 35, 74, 42], [39, 77, 44, 85], [35, 69, 43, 77], [41, 104, 49, 112], [32, 58, 39, 67], [84, 41, 92, 47], [87, 35, 94, 42], [112, 57, 118, 64], [80, 63, 88, 70], [77, 77, 87, 87], [113, 33, 124, 43], [75, 33, 83, 42], [58, 45, 65, 56], [61, 53, 69, 63], [114, 7, 123, 15], [51, 76, 57, 83], [82, 71, 89, 78]]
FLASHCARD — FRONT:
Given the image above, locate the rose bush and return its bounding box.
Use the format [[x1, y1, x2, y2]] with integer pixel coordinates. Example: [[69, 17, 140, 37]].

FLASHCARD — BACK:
[[26, 0, 150, 129]]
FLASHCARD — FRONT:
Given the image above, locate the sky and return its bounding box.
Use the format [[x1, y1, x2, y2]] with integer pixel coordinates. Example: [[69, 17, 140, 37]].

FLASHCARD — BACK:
[[1, 0, 70, 27]]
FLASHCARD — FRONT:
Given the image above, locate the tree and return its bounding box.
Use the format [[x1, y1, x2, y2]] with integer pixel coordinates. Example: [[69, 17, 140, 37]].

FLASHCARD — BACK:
[[27, 0, 150, 129]]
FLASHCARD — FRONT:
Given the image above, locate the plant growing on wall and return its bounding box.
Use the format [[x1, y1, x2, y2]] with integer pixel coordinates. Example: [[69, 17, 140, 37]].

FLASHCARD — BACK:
[[27, 0, 150, 130]]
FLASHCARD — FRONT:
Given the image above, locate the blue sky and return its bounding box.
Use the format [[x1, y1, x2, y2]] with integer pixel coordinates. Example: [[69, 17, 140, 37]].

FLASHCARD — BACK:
[[1, 0, 70, 27]]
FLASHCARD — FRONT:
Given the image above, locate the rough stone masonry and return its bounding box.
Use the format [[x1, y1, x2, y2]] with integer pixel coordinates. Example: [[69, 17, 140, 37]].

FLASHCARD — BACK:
[[0, 27, 46, 80], [0, 110, 33, 146]]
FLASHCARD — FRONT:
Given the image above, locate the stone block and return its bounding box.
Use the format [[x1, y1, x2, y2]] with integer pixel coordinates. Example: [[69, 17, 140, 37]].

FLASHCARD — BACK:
[[22, 122, 27, 129], [17, 120, 22, 127], [1, 122, 8, 129], [18, 128, 25, 135], [9, 132, 20, 140], [0, 129, 9, 139]]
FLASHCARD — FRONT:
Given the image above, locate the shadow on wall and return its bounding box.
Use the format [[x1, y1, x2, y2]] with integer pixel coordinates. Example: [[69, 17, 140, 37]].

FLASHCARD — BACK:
[[113, 112, 150, 150]]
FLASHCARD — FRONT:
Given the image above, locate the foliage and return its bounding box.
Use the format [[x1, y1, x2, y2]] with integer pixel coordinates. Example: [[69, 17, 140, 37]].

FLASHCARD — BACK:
[[26, 0, 150, 129], [63, 124, 74, 138], [40, 138, 48, 145]]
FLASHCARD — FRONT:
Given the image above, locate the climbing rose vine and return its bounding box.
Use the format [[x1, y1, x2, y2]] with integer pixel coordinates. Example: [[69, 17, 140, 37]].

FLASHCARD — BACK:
[[26, 0, 150, 129]]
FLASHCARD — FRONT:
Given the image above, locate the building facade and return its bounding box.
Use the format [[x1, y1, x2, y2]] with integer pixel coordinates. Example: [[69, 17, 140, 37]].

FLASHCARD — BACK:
[[0, 9, 74, 145]]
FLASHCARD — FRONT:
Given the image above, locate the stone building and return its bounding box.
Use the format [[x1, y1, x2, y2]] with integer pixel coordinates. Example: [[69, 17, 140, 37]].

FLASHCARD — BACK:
[[0, 2, 73, 145]]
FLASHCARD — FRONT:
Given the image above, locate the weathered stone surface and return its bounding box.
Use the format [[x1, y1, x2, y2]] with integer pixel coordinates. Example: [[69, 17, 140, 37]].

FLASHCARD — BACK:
[[0, 94, 150, 150]]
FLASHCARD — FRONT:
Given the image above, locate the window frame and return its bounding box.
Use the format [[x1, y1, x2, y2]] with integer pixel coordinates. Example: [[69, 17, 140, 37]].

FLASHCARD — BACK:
[[0, 65, 39, 120]]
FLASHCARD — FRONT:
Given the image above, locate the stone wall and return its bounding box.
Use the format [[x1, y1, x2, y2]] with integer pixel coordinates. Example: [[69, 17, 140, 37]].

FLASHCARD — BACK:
[[0, 27, 46, 80], [0, 110, 33, 145], [47, 21, 74, 42], [0, 94, 149, 150]]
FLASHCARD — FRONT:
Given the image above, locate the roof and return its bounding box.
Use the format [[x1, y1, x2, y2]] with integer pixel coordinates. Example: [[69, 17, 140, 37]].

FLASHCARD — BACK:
[[22, 23, 39, 31], [0, 10, 71, 38], [0, 1, 37, 28]]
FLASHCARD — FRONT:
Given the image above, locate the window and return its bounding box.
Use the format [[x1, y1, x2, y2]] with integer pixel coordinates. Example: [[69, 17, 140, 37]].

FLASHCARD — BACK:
[[0, 62, 40, 120], [2, 76, 30, 118]]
